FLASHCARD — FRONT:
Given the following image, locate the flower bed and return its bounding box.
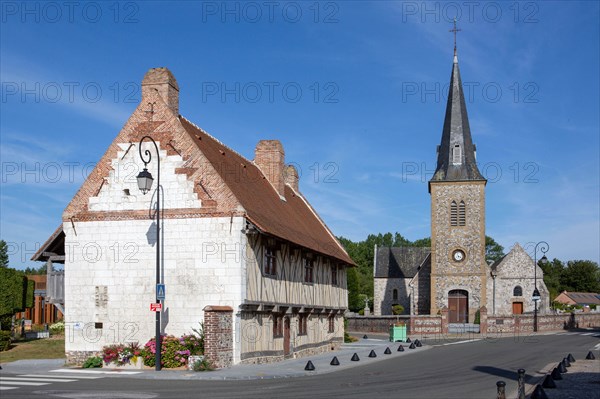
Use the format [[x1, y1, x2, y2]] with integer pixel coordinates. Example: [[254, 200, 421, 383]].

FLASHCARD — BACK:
[[141, 334, 203, 369], [102, 343, 143, 369]]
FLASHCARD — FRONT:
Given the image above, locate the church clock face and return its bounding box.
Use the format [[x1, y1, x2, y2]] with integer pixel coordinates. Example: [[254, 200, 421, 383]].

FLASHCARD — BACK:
[[452, 249, 466, 262]]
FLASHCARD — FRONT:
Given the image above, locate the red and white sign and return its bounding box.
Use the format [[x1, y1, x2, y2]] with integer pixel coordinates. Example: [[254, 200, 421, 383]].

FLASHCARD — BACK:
[[150, 303, 162, 312]]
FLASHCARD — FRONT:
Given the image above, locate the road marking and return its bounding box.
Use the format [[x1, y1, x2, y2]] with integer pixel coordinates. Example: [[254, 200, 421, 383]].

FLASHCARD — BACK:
[[1, 377, 77, 383], [0, 386, 19, 391], [50, 368, 142, 375], [433, 339, 482, 346], [593, 343, 600, 351], [0, 380, 50, 386], [19, 374, 103, 380], [581, 332, 595, 336]]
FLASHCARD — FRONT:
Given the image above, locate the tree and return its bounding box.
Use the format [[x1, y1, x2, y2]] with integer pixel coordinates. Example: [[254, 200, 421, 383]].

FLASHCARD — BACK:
[[561, 260, 600, 293], [485, 236, 505, 264], [0, 240, 8, 268], [411, 237, 431, 247], [540, 258, 565, 300], [346, 267, 362, 312]]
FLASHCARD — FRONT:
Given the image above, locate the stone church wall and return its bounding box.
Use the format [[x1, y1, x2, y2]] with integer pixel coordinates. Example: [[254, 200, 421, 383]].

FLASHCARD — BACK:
[[374, 278, 411, 316]]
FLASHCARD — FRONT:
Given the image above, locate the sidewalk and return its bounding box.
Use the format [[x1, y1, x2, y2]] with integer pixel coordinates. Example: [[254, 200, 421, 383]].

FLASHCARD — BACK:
[[0, 337, 427, 380]]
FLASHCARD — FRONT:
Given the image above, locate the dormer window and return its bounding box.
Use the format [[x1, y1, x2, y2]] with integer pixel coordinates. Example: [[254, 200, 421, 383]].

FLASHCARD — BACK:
[[452, 144, 462, 164]]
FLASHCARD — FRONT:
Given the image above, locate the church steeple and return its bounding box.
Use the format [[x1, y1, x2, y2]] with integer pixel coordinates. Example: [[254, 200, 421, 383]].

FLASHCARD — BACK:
[[431, 25, 485, 183]]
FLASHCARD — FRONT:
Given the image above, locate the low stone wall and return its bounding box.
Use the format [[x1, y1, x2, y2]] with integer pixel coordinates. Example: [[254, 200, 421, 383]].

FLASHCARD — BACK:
[[346, 316, 411, 333], [485, 312, 600, 334], [411, 315, 443, 334]]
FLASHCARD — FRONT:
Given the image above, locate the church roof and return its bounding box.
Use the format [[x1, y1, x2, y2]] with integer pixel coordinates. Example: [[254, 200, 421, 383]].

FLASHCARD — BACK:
[[430, 52, 485, 183], [374, 246, 430, 278], [557, 291, 600, 305]]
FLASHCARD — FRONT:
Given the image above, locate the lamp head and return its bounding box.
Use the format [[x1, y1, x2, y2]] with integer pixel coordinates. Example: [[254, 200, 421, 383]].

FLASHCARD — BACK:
[[137, 168, 154, 195]]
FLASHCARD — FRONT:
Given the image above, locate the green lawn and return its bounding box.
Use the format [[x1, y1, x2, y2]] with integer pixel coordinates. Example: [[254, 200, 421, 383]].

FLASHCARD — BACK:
[[0, 336, 65, 363]]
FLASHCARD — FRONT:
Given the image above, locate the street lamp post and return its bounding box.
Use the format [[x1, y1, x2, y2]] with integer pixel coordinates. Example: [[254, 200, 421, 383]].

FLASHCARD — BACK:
[[136, 135, 162, 371], [532, 241, 549, 333]]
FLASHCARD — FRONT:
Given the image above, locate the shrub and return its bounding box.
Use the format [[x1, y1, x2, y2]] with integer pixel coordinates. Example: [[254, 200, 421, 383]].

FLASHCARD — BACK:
[[590, 304, 597, 310], [474, 310, 481, 324], [180, 334, 203, 356], [192, 357, 213, 372], [392, 304, 404, 315], [141, 335, 190, 368], [49, 321, 65, 334], [0, 330, 11, 351], [82, 356, 103, 368], [102, 342, 142, 366]]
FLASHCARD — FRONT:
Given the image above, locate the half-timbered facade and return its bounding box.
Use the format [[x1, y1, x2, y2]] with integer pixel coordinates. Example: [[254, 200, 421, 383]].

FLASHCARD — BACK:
[[33, 67, 353, 366]]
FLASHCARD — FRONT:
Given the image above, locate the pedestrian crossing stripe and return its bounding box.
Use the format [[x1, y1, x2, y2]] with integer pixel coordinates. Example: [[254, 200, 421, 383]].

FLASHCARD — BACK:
[[50, 368, 142, 375], [1, 377, 77, 383], [18, 374, 103, 379], [0, 386, 18, 390], [0, 380, 49, 386]]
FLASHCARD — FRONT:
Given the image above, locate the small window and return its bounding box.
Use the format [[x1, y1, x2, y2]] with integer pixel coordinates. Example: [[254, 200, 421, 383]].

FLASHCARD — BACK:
[[328, 315, 335, 333], [392, 289, 398, 301], [513, 286, 523, 296], [450, 201, 458, 226], [304, 258, 314, 283], [298, 314, 308, 335], [273, 315, 283, 338], [264, 247, 277, 277], [331, 264, 338, 286], [452, 144, 462, 164]]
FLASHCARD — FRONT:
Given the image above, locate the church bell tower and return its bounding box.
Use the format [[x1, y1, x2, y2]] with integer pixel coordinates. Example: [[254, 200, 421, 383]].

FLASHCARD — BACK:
[[429, 25, 487, 322]]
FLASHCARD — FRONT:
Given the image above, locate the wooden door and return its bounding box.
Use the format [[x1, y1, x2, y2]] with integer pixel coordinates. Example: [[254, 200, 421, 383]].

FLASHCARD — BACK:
[[512, 302, 524, 315], [448, 290, 468, 323], [283, 317, 290, 356]]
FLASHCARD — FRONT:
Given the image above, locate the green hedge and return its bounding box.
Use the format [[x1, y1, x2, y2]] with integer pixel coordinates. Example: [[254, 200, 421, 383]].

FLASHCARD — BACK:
[[26, 279, 34, 308], [0, 330, 11, 351], [0, 267, 30, 320]]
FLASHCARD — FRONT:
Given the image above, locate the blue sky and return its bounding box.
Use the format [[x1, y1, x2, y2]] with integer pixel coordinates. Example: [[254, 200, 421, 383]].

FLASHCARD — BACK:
[[1, 1, 598, 269]]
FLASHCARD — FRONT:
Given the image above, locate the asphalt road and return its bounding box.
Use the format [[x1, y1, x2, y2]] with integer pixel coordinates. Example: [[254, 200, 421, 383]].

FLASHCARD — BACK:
[[2, 332, 599, 399]]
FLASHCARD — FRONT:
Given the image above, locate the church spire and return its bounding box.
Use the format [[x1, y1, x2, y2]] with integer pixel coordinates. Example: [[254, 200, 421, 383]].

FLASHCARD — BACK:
[[430, 21, 485, 183]]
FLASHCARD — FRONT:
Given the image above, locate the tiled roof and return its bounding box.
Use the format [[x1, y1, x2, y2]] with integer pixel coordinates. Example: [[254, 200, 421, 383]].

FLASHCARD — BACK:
[[374, 246, 431, 278], [564, 292, 600, 305], [180, 117, 354, 265]]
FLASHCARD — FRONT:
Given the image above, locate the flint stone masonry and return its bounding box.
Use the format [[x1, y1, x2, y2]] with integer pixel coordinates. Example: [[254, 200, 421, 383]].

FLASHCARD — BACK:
[[203, 306, 233, 369]]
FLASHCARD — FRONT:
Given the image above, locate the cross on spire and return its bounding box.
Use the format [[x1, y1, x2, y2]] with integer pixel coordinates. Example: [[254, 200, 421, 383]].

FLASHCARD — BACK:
[[449, 18, 461, 56]]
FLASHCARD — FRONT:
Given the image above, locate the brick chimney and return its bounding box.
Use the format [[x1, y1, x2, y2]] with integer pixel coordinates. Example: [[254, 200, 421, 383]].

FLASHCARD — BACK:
[[284, 164, 299, 192], [255, 140, 285, 197], [141, 67, 179, 115]]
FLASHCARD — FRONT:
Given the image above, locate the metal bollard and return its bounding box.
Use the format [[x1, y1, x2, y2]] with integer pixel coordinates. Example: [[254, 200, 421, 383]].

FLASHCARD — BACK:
[[496, 381, 506, 399], [517, 368, 526, 399]]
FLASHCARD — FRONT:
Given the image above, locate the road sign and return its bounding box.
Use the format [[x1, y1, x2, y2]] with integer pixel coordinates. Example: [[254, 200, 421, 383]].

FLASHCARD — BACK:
[[156, 284, 165, 300], [150, 303, 162, 312]]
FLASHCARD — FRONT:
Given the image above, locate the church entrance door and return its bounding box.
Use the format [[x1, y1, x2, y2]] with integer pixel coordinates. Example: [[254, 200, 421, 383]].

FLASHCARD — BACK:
[[448, 290, 468, 323]]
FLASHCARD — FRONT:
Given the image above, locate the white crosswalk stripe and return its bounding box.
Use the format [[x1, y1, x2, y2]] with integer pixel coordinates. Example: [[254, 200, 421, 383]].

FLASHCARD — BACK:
[[0, 370, 111, 392]]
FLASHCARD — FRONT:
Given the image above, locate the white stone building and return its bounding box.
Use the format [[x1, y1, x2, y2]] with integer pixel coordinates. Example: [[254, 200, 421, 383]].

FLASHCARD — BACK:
[[34, 67, 353, 366]]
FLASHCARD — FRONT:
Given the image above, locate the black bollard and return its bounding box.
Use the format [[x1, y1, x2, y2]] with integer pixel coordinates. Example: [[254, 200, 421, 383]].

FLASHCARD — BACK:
[[415, 339, 422, 347], [562, 357, 571, 368], [409, 342, 416, 349], [496, 381, 506, 399], [551, 367, 562, 380], [368, 350, 377, 358], [542, 374, 556, 389], [406, 337, 411, 343], [305, 360, 315, 371], [351, 353, 360, 361], [531, 385, 548, 399], [567, 353, 575, 363], [397, 344, 404, 352], [330, 356, 340, 366], [384, 347, 392, 355], [586, 351, 596, 360], [557, 361, 567, 373], [363, 334, 368, 339], [517, 368, 526, 399]]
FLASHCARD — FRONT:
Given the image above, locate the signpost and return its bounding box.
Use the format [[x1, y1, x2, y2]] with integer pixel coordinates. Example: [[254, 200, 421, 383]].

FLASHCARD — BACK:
[[156, 284, 165, 301], [150, 303, 162, 312]]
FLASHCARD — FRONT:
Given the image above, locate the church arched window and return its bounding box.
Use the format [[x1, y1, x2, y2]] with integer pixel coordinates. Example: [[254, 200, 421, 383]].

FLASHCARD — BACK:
[[392, 289, 398, 301], [450, 201, 458, 226], [513, 286, 523, 296], [452, 144, 462, 164], [458, 201, 466, 226]]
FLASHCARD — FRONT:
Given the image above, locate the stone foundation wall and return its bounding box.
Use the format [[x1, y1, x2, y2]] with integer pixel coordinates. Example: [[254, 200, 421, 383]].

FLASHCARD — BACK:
[[240, 338, 342, 365], [66, 350, 100, 366]]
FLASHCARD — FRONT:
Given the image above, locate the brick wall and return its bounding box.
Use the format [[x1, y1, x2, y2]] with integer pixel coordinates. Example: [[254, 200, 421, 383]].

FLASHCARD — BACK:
[[203, 305, 233, 369]]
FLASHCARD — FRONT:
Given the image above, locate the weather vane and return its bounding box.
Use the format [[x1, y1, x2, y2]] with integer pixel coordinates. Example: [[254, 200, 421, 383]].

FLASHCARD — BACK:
[[449, 18, 461, 55]]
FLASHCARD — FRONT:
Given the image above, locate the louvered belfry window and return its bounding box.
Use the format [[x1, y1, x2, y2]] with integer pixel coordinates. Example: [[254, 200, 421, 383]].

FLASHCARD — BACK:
[[450, 201, 458, 226], [458, 201, 466, 226], [451, 201, 466, 226], [452, 144, 462, 164]]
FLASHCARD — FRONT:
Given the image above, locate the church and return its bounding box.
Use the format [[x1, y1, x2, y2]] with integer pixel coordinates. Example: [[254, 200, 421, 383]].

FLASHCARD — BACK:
[[374, 38, 550, 323]]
